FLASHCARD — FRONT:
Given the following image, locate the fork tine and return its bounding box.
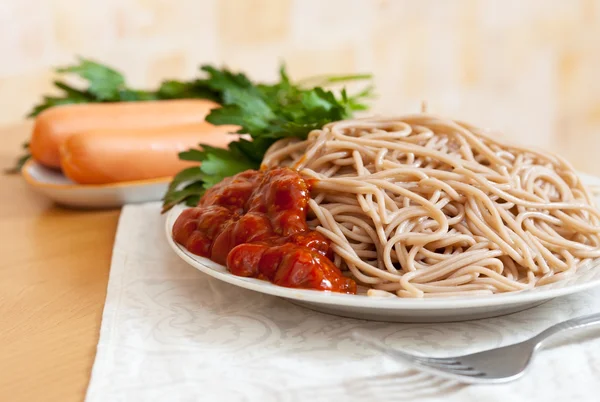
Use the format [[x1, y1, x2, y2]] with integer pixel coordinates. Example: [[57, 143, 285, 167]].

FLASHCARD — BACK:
[[411, 358, 475, 371], [410, 355, 460, 366], [408, 356, 475, 369], [408, 357, 484, 375], [410, 360, 487, 378], [444, 367, 485, 376], [410, 356, 461, 366]]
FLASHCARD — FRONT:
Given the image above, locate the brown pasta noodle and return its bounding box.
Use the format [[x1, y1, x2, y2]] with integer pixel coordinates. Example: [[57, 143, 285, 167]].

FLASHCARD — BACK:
[[261, 115, 600, 298]]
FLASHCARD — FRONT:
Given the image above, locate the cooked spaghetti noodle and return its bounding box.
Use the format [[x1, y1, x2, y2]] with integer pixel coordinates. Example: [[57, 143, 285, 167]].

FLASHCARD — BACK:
[[262, 115, 600, 297]]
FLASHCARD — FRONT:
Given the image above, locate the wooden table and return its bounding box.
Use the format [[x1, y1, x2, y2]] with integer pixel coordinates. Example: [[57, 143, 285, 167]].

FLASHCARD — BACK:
[[1, 121, 599, 402], [0, 122, 119, 402]]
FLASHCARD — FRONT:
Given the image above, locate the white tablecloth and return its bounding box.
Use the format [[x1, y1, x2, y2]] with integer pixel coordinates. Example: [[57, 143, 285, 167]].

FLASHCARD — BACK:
[[85, 202, 600, 402]]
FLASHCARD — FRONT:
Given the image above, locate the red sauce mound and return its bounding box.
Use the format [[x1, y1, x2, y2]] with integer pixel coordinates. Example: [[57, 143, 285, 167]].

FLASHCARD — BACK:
[[172, 168, 357, 294]]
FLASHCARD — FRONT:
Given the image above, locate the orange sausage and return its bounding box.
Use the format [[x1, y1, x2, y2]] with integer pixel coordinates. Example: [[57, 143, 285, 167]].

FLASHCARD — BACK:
[[59, 123, 238, 184], [30, 99, 219, 168]]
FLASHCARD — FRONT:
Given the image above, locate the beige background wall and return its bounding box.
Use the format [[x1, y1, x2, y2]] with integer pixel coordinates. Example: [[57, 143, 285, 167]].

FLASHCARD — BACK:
[[2, 0, 600, 169]]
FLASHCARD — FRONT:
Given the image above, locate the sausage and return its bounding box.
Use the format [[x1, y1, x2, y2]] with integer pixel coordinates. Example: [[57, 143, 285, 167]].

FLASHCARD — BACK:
[[30, 99, 219, 168], [59, 123, 238, 184]]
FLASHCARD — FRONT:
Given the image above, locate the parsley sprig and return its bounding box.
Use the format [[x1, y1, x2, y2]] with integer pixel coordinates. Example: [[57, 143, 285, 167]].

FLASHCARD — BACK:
[[27, 57, 220, 118], [162, 66, 373, 211]]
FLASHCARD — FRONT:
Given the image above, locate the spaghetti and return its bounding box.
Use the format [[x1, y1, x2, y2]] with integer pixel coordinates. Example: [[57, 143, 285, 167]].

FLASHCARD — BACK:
[[262, 115, 600, 297]]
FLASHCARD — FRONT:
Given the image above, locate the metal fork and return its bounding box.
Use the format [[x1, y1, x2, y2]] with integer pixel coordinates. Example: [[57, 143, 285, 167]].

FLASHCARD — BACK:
[[352, 312, 600, 384]]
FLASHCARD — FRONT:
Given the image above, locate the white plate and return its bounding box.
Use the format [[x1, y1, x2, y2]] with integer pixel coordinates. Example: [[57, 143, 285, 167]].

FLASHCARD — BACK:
[[22, 159, 170, 208], [165, 174, 600, 323]]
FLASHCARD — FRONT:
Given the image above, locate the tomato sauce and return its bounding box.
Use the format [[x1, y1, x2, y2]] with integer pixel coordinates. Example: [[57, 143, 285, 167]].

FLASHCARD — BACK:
[[172, 167, 357, 294]]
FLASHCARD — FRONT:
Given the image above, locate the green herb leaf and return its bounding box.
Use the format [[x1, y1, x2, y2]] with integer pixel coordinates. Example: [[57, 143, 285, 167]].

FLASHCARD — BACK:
[[167, 166, 206, 192], [53, 81, 95, 101], [162, 181, 206, 212], [118, 89, 160, 102], [162, 143, 258, 208], [200, 66, 254, 94], [57, 57, 126, 100], [28, 95, 91, 118], [25, 58, 157, 118], [157, 79, 221, 102], [198, 144, 258, 188], [230, 138, 272, 164]]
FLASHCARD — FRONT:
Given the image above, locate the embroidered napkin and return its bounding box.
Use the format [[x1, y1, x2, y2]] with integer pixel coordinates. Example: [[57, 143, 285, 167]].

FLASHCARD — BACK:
[[85, 202, 600, 402]]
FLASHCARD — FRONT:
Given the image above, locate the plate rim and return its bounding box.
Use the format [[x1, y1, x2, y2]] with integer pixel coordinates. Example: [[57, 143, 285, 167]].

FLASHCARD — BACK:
[[165, 205, 600, 310]]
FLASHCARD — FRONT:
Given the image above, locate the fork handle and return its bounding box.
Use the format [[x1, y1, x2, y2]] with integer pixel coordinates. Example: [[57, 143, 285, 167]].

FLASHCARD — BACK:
[[532, 312, 600, 347]]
